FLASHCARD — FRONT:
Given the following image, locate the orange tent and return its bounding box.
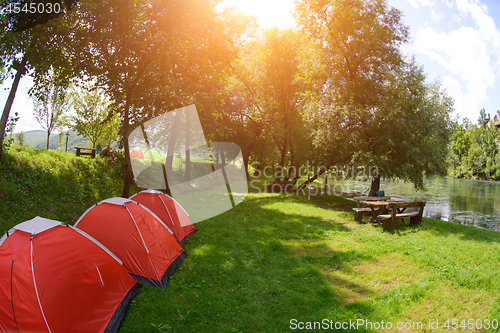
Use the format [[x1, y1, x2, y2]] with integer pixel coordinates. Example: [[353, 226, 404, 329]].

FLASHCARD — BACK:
[[0, 217, 140, 333], [130, 147, 144, 159], [131, 190, 197, 246], [75, 197, 186, 289]]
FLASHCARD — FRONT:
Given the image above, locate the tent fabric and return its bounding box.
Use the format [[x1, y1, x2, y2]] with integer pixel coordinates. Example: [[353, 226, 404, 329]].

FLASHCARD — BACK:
[[130, 147, 144, 159], [143, 149, 163, 161], [75, 198, 186, 289], [130, 190, 197, 247], [0, 217, 140, 333]]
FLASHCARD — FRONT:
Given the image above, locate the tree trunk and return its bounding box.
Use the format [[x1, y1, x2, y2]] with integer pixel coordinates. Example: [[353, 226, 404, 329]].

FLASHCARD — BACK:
[[46, 130, 50, 149], [275, 141, 287, 182], [368, 173, 380, 196], [0, 55, 28, 160], [242, 149, 250, 180], [296, 168, 327, 192], [185, 110, 191, 181], [164, 109, 182, 188], [284, 142, 295, 181], [121, 93, 133, 198]]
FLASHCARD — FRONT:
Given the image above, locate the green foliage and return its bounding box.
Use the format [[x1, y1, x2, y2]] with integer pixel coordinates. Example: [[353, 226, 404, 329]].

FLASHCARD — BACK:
[[226, 28, 312, 174], [14, 130, 27, 148], [296, 0, 453, 190], [0, 0, 79, 156], [1, 0, 78, 33], [1, 111, 18, 151], [32, 77, 70, 149], [448, 113, 500, 180], [63, 0, 250, 196], [0, 148, 128, 234], [67, 84, 120, 149]]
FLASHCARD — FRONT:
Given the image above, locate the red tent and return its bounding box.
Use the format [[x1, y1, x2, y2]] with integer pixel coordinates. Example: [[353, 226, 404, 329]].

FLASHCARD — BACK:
[[130, 147, 144, 159], [0, 217, 140, 333], [75, 197, 186, 289], [131, 190, 196, 246]]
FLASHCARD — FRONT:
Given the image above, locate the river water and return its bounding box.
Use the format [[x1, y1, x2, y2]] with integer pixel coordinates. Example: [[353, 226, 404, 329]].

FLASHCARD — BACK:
[[329, 177, 500, 232]]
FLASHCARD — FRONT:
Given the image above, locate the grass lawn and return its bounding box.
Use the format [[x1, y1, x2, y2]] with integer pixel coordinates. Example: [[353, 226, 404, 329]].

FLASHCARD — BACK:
[[120, 186, 500, 333], [2, 149, 499, 332]]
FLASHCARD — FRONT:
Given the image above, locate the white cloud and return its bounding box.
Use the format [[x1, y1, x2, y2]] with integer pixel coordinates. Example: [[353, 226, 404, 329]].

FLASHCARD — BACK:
[[442, 76, 484, 121], [406, 0, 436, 8], [431, 9, 444, 22], [456, 0, 500, 51], [412, 0, 500, 120], [443, 0, 454, 8]]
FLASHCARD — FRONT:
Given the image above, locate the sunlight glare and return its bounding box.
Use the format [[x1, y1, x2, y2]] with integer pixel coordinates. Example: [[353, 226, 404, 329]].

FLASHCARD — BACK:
[[217, 0, 296, 29]]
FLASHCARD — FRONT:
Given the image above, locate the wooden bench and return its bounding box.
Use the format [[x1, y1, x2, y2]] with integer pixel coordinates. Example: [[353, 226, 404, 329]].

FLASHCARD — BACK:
[[353, 207, 373, 222], [376, 201, 426, 231], [75, 147, 97, 159], [352, 196, 391, 222]]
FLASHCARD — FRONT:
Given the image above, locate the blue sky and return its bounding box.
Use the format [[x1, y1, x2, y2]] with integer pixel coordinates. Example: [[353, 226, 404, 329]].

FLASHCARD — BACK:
[[3, 0, 500, 132], [387, 0, 500, 123]]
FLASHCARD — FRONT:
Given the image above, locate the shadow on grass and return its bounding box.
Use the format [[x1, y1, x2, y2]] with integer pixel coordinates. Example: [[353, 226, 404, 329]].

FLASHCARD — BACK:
[[119, 194, 387, 333]]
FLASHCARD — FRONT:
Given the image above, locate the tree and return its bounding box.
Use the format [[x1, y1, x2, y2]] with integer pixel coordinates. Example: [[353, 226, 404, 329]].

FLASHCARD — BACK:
[[96, 114, 120, 148], [68, 85, 118, 149], [448, 111, 500, 179], [0, 0, 79, 159], [32, 78, 69, 149], [296, 0, 452, 193], [230, 28, 312, 181], [63, 0, 248, 197], [15, 130, 26, 148], [295, 0, 409, 108]]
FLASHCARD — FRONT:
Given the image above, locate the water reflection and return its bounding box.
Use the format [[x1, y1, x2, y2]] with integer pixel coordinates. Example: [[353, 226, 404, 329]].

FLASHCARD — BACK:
[[332, 177, 500, 232]]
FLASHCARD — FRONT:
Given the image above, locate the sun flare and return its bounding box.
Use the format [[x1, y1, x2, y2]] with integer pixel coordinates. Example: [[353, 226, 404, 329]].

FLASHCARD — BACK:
[[217, 0, 296, 29]]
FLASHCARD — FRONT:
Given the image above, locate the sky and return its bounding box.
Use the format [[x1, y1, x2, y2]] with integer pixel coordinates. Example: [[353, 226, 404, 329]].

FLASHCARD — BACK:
[[2, 0, 500, 133]]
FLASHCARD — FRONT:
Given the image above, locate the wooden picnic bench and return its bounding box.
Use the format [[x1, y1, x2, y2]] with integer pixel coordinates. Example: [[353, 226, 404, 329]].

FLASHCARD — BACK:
[[376, 201, 426, 231], [75, 147, 97, 159], [352, 196, 391, 222]]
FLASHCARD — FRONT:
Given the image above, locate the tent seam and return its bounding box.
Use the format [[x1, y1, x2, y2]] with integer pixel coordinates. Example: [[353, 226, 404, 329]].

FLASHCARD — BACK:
[[10, 260, 19, 333], [124, 205, 150, 254], [31, 236, 52, 333]]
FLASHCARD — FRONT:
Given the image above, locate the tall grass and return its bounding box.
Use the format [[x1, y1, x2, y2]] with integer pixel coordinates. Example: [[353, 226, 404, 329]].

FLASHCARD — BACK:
[[0, 148, 130, 233]]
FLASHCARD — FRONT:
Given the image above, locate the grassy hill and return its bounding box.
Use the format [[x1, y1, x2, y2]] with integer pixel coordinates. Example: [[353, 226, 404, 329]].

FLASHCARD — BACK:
[[0, 148, 129, 233]]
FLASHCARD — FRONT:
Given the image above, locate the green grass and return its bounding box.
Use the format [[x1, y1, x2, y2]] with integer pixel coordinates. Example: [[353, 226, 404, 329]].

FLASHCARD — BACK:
[[120, 189, 500, 333], [0, 147, 138, 233], [2, 150, 500, 332]]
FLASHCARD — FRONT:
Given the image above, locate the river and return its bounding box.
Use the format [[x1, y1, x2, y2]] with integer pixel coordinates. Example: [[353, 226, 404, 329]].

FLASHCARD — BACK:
[[329, 177, 500, 232]]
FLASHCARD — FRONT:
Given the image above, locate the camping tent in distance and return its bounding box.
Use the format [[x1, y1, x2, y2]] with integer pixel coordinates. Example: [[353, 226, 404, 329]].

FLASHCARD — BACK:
[[131, 190, 196, 246], [75, 197, 187, 289], [0, 217, 140, 333]]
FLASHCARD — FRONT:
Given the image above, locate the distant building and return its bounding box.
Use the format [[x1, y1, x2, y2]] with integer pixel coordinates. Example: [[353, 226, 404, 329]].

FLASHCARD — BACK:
[[495, 110, 500, 128]]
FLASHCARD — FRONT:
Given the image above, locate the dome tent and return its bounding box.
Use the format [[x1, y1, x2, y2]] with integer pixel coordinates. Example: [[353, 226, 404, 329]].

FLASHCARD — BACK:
[[142, 148, 163, 161], [130, 147, 144, 159], [75, 197, 186, 289], [130, 190, 196, 246], [0, 217, 140, 333]]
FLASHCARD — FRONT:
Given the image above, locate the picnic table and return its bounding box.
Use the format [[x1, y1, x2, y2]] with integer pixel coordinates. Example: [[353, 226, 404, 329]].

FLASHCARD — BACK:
[[362, 201, 426, 231], [75, 147, 97, 159], [352, 196, 391, 222]]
